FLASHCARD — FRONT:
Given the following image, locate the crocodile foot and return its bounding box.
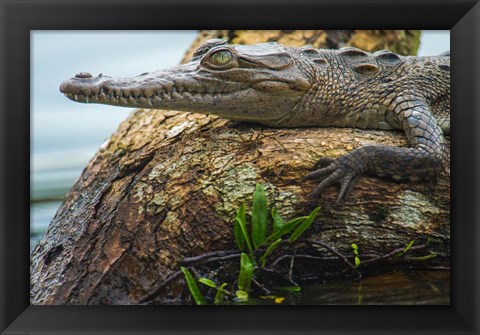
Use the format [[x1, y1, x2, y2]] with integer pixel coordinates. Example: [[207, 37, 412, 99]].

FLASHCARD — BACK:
[[304, 156, 361, 204]]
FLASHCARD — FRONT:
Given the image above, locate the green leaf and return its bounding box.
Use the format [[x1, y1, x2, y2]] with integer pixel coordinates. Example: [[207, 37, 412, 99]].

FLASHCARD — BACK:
[[409, 253, 437, 261], [180, 267, 207, 305], [235, 290, 249, 301], [198, 278, 217, 289], [237, 253, 255, 293], [277, 286, 302, 292], [289, 207, 321, 243], [260, 238, 283, 267], [351, 244, 361, 266], [234, 204, 247, 251], [351, 243, 359, 255], [236, 205, 254, 256], [266, 216, 307, 243], [252, 184, 268, 249], [271, 207, 284, 235], [214, 283, 228, 305], [395, 240, 415, 258], [403, 240, 415, 253]]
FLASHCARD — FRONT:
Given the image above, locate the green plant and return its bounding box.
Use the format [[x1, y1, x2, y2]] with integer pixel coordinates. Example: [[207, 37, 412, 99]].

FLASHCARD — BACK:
[[180, 267, 207, 305], [351, 243, 361, 267], [236, 253, 255, 300], [182, 183, 320, 304], [234, 184, 320, 262], [394, 240, 415, 258]]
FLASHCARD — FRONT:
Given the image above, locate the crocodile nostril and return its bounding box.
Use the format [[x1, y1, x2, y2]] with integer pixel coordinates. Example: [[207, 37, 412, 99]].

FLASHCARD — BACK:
[[75, 72, 92, 79]]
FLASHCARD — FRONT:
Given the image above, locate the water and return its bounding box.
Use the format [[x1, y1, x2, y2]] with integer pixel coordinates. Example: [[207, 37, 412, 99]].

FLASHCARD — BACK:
[[287, 270, 450, 305], [30, 201, 63, 251], [220, 271, 449, 305]]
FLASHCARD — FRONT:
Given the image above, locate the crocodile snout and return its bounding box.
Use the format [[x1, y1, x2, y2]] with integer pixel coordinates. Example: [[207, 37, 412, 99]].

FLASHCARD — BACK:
[[60, 73, 114, 103], [60, 73, 107, 94]]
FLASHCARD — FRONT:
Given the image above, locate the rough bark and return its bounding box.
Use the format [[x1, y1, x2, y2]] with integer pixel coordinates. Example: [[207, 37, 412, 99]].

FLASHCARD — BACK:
[[30, 30, 449, 305]]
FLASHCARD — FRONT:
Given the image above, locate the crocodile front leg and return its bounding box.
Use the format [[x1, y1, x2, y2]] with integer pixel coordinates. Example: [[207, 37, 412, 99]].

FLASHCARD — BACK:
[[305, 99, 448, 204]]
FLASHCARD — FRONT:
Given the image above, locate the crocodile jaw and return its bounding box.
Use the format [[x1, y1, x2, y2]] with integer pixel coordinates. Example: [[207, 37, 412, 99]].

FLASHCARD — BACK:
[[60, 66, 309, 125], [58, 69, 233, 111]]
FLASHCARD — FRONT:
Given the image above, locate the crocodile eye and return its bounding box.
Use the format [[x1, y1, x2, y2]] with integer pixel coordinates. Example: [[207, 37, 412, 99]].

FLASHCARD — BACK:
[[210, 50, 233, 66]]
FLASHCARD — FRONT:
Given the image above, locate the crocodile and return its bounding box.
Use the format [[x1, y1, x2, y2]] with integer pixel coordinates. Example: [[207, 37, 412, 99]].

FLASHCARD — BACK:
[[60, 39, 450, 203]]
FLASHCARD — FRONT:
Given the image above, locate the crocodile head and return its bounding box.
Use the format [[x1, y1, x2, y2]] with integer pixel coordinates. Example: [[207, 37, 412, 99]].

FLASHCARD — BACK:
[[59, 39, 311, 126]]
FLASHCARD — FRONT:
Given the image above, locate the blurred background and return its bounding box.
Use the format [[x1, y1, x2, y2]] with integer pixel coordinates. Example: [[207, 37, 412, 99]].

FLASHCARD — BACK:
[[31, 30, 450, 250]]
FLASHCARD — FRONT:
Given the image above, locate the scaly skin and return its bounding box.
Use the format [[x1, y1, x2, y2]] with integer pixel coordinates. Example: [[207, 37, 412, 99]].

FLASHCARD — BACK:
[[60, 39, 450, 203]]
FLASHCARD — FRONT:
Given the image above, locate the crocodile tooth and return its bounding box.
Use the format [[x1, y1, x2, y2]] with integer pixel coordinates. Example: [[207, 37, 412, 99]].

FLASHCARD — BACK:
[[128, 96, 137, 104], [98, 93, 107, 102], [162, 92, 172, 101], [120, 97, 128, 105], [85, 96, 89, 103], [74, 94, 78, 101], [143, 88, 154, 98], [183, 92, 194, 101], [114, 88, 121, 97], [146, 97, 152, 106], [152, 95, 162, 104], [171, 91, 182, 100]]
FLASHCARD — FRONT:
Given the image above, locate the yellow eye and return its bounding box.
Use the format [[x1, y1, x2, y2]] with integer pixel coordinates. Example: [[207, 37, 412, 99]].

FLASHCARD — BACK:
[[210, 50, 233, 66]]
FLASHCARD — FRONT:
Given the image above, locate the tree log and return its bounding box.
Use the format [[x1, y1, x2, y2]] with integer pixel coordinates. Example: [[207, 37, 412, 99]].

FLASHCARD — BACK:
[[30, 30, 449, 305]]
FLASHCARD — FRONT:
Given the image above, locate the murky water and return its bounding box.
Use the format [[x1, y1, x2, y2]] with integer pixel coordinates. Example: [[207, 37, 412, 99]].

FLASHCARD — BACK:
[[252, 270, 450, 305], [30, 201, 62, 251]]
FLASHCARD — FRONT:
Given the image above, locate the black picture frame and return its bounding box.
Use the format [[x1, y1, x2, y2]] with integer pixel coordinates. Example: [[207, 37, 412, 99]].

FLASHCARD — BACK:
[[1, 0, 479, 334]]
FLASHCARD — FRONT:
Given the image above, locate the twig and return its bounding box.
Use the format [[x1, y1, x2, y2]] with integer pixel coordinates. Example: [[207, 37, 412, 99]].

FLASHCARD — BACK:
[[182, 250, 239, 263], [189, 267, 202, 279], [252, 278, 271, 295], [270, 254, 293, 269], [360, 244, 427, 265], [138, 270, 183, 303], [197, 253, 242, 264], [308, 240, 357, 272], [271, 253, 339, 269], [288, 251, 298, 286]]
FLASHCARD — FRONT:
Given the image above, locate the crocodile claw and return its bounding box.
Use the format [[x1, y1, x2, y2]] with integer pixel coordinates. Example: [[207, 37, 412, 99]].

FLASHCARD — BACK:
[[305, 156, 361, 204]]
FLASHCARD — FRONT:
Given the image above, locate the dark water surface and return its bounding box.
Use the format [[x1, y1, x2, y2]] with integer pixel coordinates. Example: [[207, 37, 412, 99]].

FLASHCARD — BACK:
[[30, 200, 62, 251], [290, 270, 450, 305], [249, 270, 450, 305]]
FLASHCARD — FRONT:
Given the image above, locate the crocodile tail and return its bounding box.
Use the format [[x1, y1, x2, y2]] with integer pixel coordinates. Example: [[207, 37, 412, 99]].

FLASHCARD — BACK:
[[439, 50, 450, 57]]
